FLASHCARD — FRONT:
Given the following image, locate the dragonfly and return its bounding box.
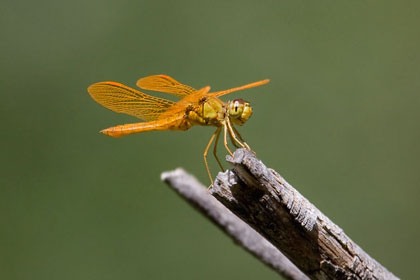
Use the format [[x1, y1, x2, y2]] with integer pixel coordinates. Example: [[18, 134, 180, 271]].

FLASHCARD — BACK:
[[87, 75, 269, 184]]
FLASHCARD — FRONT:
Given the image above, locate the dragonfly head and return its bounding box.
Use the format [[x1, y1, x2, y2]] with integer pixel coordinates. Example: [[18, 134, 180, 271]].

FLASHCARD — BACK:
[[228, 99, 253, 125]]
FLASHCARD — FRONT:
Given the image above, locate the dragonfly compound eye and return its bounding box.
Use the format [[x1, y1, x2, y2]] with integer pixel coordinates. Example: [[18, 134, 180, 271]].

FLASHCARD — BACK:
[[229, 99, 245, 118]]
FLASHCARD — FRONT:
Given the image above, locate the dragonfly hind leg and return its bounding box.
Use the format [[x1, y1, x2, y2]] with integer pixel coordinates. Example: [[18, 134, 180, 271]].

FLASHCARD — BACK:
[[204, 127, 222, 185], [213, 127, 224, 172], [223, 123, 234, 157]]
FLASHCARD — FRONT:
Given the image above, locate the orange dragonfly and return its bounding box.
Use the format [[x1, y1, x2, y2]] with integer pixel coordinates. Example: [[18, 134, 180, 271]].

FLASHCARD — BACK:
[[88, 75, 269, 184]]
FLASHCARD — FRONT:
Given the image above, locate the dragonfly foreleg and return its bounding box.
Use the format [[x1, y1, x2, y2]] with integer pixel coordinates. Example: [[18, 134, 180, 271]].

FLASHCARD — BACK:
[[231, 124, 252, 151], [226, 119, 246, 149]]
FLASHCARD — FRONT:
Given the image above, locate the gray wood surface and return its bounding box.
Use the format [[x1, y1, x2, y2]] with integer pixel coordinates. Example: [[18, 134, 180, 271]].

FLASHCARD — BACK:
[[210, 149, 398, 280], [162, 168, 309, 280], [161, 148, 399, 279]]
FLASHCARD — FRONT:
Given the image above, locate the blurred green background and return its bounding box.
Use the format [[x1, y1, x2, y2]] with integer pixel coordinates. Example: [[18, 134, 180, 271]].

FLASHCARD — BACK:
[[1, 0, 419, 279]]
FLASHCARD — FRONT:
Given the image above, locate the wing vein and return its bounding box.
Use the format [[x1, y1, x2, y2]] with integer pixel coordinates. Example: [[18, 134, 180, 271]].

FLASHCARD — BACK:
[[88, 81, 175, 121]]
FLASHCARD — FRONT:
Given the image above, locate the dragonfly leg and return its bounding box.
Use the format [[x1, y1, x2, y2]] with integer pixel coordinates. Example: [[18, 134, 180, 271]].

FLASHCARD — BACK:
[[213, 127, 224, 172], [204, 128, 220, 185], [231, 124, 252, 151], [226, 119, 246, 149], [223, 122, 234, 156], [229, 133, 242, 149], [225, 120, 241, 148]]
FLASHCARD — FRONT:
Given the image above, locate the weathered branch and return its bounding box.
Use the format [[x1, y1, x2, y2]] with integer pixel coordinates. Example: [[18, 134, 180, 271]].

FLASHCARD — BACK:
[[210, 149, 398, 280], [161, 168, 309, 280], [161, 148, 398, 279]]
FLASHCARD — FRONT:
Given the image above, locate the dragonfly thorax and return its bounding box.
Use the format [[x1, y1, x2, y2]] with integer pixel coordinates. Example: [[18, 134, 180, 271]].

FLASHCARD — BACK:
[[186, 97, 224, 126]]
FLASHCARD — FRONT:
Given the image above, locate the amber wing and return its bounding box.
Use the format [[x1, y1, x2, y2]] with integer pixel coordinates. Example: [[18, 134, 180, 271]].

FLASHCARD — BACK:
[[209, 79, 270, 97], [136, 75, 197, 98], [88, 81, 175, 121]]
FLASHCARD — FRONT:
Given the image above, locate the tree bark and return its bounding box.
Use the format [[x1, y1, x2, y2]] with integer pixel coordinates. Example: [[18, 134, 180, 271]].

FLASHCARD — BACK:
[[162, 148, 399, 279], [209, 148, 398, 280], [162, 168, 309, 280]]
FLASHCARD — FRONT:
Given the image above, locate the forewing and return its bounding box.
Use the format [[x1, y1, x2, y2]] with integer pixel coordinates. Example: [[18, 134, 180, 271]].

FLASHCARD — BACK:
[[136, 75, 197, 98], [88, 81, 175, 121], [210, 79, 270, 97]]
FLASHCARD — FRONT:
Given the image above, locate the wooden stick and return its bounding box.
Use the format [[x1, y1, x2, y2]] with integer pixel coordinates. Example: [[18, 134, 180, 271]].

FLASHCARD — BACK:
[[210, 148, 399, 280], [161, 168, 309, 280]]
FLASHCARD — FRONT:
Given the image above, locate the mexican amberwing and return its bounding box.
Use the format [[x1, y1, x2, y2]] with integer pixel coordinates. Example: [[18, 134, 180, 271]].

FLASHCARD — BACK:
[[88, 75, 269, 184]]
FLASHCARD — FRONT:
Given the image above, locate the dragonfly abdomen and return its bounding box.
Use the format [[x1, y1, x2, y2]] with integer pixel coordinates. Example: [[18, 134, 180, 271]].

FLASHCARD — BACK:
[[100, 117, 190, 137]]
